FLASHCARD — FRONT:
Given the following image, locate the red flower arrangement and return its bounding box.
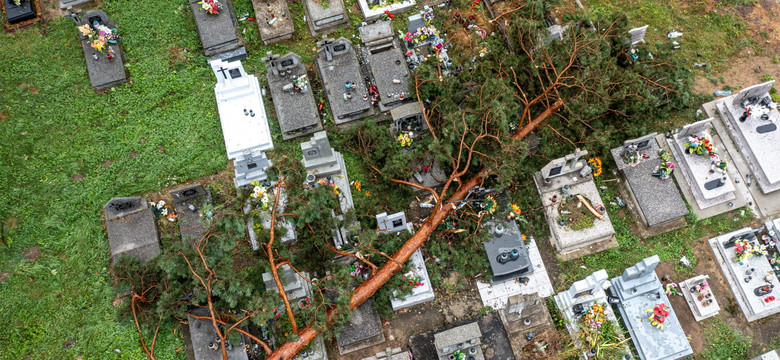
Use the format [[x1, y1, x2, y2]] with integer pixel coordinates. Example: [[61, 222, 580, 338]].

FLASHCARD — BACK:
[[647, 303, 670, 330]]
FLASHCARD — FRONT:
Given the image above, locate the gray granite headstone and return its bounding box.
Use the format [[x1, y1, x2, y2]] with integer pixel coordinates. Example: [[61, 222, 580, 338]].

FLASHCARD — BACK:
[[170, 183, 212, 244], [104, 197, 160, 262], [187, 308, 249, 360], [315, 37, 373, 124], [234, 150, 273, 188], [433, 322, 484, 360], [78, 10, 127, 89], [264, 52, 323, 140], [337, 301, 386, 354], [483, 220, 532, 283], [391, 103, 426, 134], [188, 0, 246, 60]]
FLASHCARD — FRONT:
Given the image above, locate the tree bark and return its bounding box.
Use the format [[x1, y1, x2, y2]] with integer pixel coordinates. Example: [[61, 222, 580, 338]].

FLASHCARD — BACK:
[[266, 100, 565, 360]]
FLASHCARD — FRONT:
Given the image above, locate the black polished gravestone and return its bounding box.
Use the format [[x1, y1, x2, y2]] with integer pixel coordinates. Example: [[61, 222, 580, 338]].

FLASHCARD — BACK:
[[188, 0, 247, 61], [78, 10, 127, 89], [3, 0, 37, 24], [103, 197, 160, 262], [169, 183, 212, 245]]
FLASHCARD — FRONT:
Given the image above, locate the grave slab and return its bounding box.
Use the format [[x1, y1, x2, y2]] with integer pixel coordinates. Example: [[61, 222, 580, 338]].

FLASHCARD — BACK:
[[708, 227, 780, 322], [78, 10, 127, 89], [534, 151, 617, 259], [253, 0, 295, 45], [391, 102, 427, 135], [293, 336, 328, 360], [246, 181, 297, 248], [610, 135, 689, 229], [337, 301, 386, 354], [610, 256, 693, 360], [357, 0, 416, 21], [408, 154, 446, 194], [210, 59, 273, 161], [189, 0, 246, 60], [170, 183, 212, 244], [678, 274, 720, 322], [483, 220, 532, 283], [361, 347, 412, 360], [187, 308, 249, 360], [477, 236, 553, 310], [262, 264, 313, 305], [315, 37, 374, 124], [303, 0, 348, 35], [4, 0, 37, 24], [265, 52, 323, 140], [301, 131, 355, 213], [359, 21, 411, 111], [714, 81, 780, 194], [498, 293, 555, 359], [390, 249, 435, 311], [433, 322, 484, 360], [410, 313, 513, 360], [103, 197, 160, 262]]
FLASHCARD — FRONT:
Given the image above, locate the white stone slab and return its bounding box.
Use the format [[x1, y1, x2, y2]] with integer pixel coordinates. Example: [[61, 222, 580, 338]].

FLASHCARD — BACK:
[[708, 228, 780, 322], [477, 238, 553, 309], [679, 274, 720, 321], [357, 0, 416, 21], [391, 249, 435, 310]]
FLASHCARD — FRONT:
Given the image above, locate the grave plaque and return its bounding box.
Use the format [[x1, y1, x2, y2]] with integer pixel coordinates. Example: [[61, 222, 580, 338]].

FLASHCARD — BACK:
[[78, 10, 127, 89], [103, 197, 160, 262]]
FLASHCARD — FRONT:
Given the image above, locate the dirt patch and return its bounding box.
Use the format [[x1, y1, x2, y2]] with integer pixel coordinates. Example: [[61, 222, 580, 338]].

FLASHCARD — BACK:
[[72, 173, 85, 182], [129, 151, 140, 158], [654, 261, 706, 353], [0, 273, 9, 283], [694, 55, 780, 94], [22, 246, 41, 261], [139, 138, 146, 145], [157, 146, 165, 153], [0, 111, 7, 122], [102, 160, 113, 168], [167, 47, 191, 65], [62, 339, 75, 349]]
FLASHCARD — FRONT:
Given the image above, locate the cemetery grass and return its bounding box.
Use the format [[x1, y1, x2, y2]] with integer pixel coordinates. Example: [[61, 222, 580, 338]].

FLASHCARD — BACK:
[[0, 1, 230, 358]]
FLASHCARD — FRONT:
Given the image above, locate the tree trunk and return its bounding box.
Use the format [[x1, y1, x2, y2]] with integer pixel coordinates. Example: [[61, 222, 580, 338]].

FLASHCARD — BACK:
[[266, 99, 565, 360]]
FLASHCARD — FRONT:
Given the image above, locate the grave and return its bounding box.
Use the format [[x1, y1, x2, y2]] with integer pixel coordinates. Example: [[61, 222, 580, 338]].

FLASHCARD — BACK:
[[610, 133, 689, 235], [4, 0, 37, 24], [246, 181, 297, 248], [708, 227, 780, 322], [302, 131, 355, 213], [77, 10, 127, 89], [766, 217, 780, 253], [553, 270, 627, 358], [187, 307, 249, 360], [498, 293, 555, 359], [376, 211, 412, 234], [315, 37, 374, 124], [188, 0, 247, 61], [433, 322, 485, 360], [293, 336, 328, 360], [390, 249, 435, 311], [482, 220, 532, 283], [264, 52, 323, 140], [665, 118, 738, 210], [359, 21, 411, 112], [169, 183, 212, 244], [533, 149, 617, 260], [628, 25, 648, 46], [408, 154, 446, 194], [678, 274, 720, 321], [253, 0, 295, 45], [715, 81, 780, 194], [752, 350, 780, 360], [103, 197, 160, 262], [209, 59, 275, 187], [262, 264, 313, 305], [303, 0, 348, 36], [391, 103, 427, 135], [476, 236, 554, 309], [609, 255, 693, 360], [361, 347, 412, 360], [337, 300, 386, 354], [357, 0, 416, 21]]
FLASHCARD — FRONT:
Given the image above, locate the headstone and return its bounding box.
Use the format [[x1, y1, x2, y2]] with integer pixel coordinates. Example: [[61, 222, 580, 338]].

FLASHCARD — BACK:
[[265, 52, 323, 140], [433, 322, 484, 360], [708, 227, 780, 321], [187, 307, 249, 360], [188, 0, 246, 61], [233, 150, 273, 188], [262, 264, 313, 304], [361, 347, 412, 360], [679, 274, 720, 321], [77, 10, 127, 89], [715, 81, 780, 194], [483, 220, 532, 283], [315, 37, 374, 124], [498, 293, 555, 359], [210, 59, 274, 163], [391, 103, 427, 135], [628, 25, 649, 46], [303, 0, 348, 35], [253, 0, 295, 44], [534, 150, 617, 259], [5, 0, 36, 24], [245, 180, 297, 248], [609, 255, 693, 360], [390, 249, 435, 310], [376, 211, 411, 234], [610, 134, 689, 229], [666, 118, 738, 209], [408, 154, 446, 194], [103, 197, 160, 262], [359, 21, 411, 111], [170, 183, 212, 244], [337, 301, 386, 354], [356, 0, 416, 22]]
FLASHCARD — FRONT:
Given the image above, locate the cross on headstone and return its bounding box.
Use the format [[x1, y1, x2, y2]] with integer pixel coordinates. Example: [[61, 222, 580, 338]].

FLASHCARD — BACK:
[[571, 149, 588, 166], [376, 212, 409, 234], [262, 51, 283, 76], [622, 255, 659, 281], [218, 67, 229, 79]]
